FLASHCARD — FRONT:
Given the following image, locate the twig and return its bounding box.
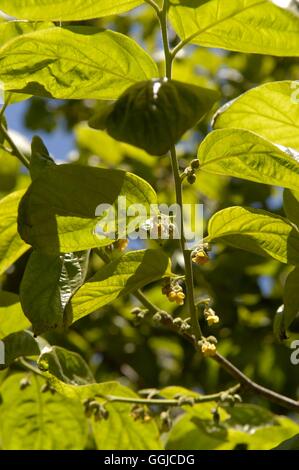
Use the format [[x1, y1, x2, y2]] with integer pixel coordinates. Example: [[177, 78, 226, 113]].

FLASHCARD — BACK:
[[0, 122, 30, 169], [98, 384, 240, 406]]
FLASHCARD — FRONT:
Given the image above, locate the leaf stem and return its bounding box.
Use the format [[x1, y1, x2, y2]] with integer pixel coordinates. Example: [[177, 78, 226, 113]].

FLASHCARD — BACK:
[[0, 122, 30, 169], [158, 0, 202, 340], [19, 357, 45, 377], [144, 0, 161, 14]]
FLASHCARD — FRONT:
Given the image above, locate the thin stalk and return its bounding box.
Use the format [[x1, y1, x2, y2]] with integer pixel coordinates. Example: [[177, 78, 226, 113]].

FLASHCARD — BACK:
[[0, 122, 30, 169], [159, 0, 202, 339], [144, 0, 161, 15]]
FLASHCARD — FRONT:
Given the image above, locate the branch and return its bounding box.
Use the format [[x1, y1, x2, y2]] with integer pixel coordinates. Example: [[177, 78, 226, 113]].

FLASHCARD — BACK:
[[98, 384, 240, 407], [134, 290, 299, 413]]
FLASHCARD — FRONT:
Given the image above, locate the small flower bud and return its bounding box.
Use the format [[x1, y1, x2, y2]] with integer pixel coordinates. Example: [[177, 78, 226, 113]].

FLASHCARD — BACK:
[[153, 312, 162, 322], [201, 341, 217, 357], [187, 173, 197, 185], [191, 159, 200, 170], [19, 377, 31, 390]]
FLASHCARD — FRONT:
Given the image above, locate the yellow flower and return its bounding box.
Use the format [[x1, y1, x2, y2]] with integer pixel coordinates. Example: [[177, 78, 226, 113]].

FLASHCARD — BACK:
[[201, 342, 217, 357]]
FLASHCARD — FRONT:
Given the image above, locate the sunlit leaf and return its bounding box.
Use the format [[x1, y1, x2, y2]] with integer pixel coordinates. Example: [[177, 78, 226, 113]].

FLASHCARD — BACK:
[[0, 27, 158, 100], [0, 190, 30, 275], [198, 129, 299, 191], [0, 291, 30, 339], [169, 0, 299, 56], [0, 373, 88, 449], [0, 0, 143, 21], [18, 164, 157, 254], [66, 249, 171, 323], [207, 206, 299, 265], [213, 81, 299, 151]]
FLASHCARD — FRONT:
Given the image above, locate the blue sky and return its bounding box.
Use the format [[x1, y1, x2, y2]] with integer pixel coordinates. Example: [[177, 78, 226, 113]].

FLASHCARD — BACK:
[[6, 100, 75, 160]]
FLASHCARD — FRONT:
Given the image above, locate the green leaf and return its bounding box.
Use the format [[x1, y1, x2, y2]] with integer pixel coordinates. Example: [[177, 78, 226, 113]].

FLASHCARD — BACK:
[[66, 249, 170, 323], [38, 345, 95, 385], [35, 376, 162, 450], [0, 190, 30, 275], [169, 0, 299, 56], [283, 189, 299, 228], [213, 81, 299, 151], [90, 79, 219, 155], [0, 291, 30, 339], [0, 373, 88, 450], [30, 136, 55, 180], [18, 164, 157, 254], [207, 206, 299, 265], [0, 147, 19, 192], [0, 27, 158, 100], [0, 0, 143, 21], [198, 129, 299, 191], [0, 18, 53, 43], [20, 250, 90, 335], [273, 434, 299, 450], [283, 267, 299, 329], [92, 402, 162, 450], [166, 403, 299, 450], [0, 331, 40, 369]]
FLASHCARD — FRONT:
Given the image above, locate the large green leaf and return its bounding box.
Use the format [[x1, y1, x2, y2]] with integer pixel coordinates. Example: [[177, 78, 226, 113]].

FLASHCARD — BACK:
[[0, 27, 158, 100], [35, 376, 162, 450], [0, 190, 30, 275], [38, 345, 95, 385], [283, 189, 299, 228], [66, 249, 170, 323], [283, 267, 299, 329], [206, 206, 299, 265], [169, 0, 299, 56], [92, 401, 162, 450], [0, 373, 88, 450], [0, 0, 143, 21], [20, 250, 90, 335], [0, 19, 53, 44], [90, 79, 219, 155], [166, 403, 299, 450], [213, 81, 299, 151], [198, 129, 299, 191], [0, 331, 40, 369], [18, 164, 157, 254], [0, 291, 30, 339]]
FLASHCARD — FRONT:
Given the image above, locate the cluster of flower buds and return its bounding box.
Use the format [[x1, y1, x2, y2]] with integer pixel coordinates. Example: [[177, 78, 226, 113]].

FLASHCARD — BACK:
[[162, 278, 185, 305], [183, 159, 200, 185], [141, 214, 177, 240], [191, 243, 210, 265], [204, 306, 219, 326], [131, 405, 151, 422], [198, 336, 218, 357], [83, 398, 109, 421]]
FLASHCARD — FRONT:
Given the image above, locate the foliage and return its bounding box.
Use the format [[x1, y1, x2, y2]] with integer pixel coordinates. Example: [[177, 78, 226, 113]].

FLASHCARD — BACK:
[[0, 0, 299, 451]]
